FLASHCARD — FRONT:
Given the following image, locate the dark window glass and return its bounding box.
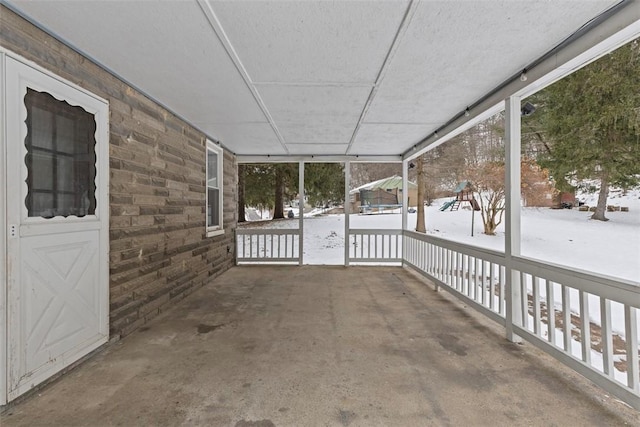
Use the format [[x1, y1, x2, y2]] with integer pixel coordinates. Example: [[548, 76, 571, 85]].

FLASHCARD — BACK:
[[206, 147, 221, 229], [24, 89, 97, 218]]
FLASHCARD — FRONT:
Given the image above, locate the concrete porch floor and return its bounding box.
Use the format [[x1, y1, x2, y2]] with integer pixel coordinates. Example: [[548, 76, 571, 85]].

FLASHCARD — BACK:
[[1, 266, 636, 426]]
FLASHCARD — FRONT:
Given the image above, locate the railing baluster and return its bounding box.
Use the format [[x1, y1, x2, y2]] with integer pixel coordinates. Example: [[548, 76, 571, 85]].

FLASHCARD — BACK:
[[473, 257, 479, 302], [375, 234, 378, 259], [533, 276, 540, 335], [625, 306, 639, 391], [547, 280, 555, 345], [579, 290, 591, 364], [481, 259, 487, 306], [600, 297, 613, 376], [499, 265, 505, 315], [489, 262, 496, 311], [462, 254, 467, 295], [456, 252, 462, 291], [284, 233, 288, 257], [521, 272, 528, 329], [453, 250, 459, 290], [277, 234, 281, 258], [562, 285, 571, 352], [471, 256, 476, 299]]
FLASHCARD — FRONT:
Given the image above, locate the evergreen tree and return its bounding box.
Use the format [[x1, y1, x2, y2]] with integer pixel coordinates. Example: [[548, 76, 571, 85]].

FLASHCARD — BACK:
[[528, 39, 640, 221], [304, 163, 345, 208], [238, 164, 246, 222], [243, 164, 276, 216]]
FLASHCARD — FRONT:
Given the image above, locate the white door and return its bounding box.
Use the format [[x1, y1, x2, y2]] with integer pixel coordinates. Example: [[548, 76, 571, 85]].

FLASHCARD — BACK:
[[4, 57, 109, 401]]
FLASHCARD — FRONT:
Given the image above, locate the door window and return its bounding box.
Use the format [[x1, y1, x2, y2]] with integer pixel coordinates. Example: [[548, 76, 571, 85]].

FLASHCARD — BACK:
[[24, 88, 97, 218]]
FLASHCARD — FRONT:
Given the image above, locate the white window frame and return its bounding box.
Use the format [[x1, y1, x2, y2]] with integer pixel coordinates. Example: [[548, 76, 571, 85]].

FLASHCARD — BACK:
[[206, 140, 224, 237]]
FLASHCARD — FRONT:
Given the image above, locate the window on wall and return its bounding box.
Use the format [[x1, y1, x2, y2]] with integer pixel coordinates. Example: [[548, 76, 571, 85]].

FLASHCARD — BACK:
[[206, 141, 223, 236]]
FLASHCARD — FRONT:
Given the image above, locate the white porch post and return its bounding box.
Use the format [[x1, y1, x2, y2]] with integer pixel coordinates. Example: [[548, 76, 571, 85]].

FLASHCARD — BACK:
[[299, 161, 304, 266], [344, 161, 350, 266], [401, 160, 409, 267], [505, 96, 523, 343], [402, 160, 409, 232]]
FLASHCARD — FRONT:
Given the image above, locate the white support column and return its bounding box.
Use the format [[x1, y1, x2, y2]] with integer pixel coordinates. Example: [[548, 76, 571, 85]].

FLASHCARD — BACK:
[[344, 161, 350, 266], [402, 160, 409, 232], [401, 160, 409, 267], [299, 161, 304, 266], [505, 96, 523, 343]]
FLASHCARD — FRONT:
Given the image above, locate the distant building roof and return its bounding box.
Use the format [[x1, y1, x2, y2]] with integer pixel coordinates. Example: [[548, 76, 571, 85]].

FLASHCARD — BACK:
[[350, 175, 417, 194]]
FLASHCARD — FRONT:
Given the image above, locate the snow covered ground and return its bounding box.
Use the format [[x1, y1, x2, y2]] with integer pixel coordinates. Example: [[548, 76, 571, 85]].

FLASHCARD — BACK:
[[256, 192, 639, 284]]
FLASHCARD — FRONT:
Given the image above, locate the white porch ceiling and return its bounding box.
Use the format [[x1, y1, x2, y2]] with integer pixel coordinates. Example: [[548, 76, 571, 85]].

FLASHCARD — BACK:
[[6, 0, 632, 157]]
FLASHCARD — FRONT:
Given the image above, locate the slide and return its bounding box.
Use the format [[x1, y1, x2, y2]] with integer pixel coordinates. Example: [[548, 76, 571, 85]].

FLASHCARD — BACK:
[[439, 199, 456, 211]]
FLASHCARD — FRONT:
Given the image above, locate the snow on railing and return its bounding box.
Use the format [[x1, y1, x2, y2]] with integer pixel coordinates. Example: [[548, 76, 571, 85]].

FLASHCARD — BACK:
[[236, 228, 300, 263], [403, 230, 640, 410], [348, 229, 402, 263]]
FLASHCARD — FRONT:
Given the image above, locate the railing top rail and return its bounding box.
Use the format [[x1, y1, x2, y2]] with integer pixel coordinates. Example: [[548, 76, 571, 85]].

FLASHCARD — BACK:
[[403, 230, 505, 264], [512, 255, 640, 307], [348, 228, 403, 235], [236, 228, 300, 235]]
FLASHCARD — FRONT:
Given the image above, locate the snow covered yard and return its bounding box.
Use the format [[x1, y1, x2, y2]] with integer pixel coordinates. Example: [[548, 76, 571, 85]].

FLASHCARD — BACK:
[[243, 193, 639, 281]]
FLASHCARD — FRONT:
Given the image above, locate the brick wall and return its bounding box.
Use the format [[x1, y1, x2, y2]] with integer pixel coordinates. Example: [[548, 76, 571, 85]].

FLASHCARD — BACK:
[[1, 6, 238, 338]]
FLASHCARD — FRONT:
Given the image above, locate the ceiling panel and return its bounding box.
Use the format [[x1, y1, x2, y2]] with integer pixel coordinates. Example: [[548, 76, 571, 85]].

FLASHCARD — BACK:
[[211, 0, 409, 83], [279, 124, 357, 146], [364, 1, 618, 125], [9, 0, 267, 126], [196, 123, 285, 155], [349, 124, 435, 155], [257, 85, 371, 144], [257, 85, 372, 125], [287, 144, 349, 155]]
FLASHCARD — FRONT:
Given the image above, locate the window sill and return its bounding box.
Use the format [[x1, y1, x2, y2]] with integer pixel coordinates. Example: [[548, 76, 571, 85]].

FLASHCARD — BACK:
[[207, 228, 224, 238]]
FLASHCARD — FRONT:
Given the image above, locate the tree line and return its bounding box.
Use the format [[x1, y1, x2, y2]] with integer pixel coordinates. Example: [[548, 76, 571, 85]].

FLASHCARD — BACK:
[[238, 163, 344, 221]]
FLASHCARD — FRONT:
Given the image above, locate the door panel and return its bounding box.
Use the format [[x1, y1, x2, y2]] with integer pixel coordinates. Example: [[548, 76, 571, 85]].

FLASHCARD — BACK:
[[21, 231, 100, 374], [5, 56, 109, 400]]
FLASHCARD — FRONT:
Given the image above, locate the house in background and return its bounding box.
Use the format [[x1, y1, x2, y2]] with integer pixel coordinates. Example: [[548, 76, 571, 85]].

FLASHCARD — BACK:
[[350, 175, 417, 213]]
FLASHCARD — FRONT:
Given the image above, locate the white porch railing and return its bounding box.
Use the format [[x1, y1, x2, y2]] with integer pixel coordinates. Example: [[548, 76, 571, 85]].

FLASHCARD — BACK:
[[403, 231, 507, 324], [403, 230, 640, 410], [348, 229, 402, 264], [236, 228, 301, 263]]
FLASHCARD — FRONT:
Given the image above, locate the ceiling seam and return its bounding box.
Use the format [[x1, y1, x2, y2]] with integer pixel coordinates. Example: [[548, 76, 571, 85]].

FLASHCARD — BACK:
[[345, 0, 420, 156], [197, 0, 290, 154], [253, 81, 375, 88]]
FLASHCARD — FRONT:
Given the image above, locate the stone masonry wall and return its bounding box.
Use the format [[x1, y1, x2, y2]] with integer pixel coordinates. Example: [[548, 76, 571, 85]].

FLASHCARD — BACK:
[[1, 6, 238, 338]]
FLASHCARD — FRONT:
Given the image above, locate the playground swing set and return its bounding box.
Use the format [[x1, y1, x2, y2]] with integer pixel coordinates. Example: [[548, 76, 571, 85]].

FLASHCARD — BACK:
[[440, 181, 481, 212]]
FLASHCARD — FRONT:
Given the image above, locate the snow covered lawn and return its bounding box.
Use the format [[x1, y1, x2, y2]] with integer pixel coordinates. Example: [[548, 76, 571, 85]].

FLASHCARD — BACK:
[[253, 201, 639, 284]]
